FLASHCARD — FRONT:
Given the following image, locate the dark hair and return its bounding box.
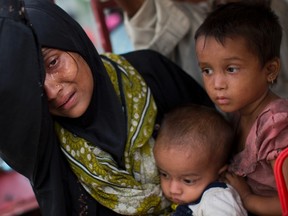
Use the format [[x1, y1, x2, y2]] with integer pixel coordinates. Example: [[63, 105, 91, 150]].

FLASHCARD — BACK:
[[156, 104, 233, 167], [195, 2, 282, 66]]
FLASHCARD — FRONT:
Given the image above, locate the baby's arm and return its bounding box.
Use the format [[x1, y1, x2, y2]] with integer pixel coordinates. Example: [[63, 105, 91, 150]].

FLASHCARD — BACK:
[[225, 167, 282, 215]]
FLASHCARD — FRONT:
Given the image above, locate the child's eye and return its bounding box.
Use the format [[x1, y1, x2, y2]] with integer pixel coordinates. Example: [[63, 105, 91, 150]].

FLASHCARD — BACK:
[[201, 68, 213, 75], [226, 66, 239, 73]]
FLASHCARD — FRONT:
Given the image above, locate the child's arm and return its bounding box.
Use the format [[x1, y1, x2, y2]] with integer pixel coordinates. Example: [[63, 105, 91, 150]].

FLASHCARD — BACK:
[[224, 171, 282, 215]]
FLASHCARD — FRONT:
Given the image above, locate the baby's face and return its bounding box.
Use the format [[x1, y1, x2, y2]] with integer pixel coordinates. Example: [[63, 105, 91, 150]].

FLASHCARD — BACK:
[[154, 143, 219, 204], [195, 35, 270, 114]]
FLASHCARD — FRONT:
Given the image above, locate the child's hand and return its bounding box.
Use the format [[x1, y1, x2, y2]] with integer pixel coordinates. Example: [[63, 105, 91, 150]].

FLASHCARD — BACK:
[[223, 171, 252, 202], [223, 171, 282, 215]]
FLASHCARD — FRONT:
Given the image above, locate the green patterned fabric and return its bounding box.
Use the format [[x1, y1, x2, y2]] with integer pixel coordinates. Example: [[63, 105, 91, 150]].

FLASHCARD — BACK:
[[55, 53, 170, 215]]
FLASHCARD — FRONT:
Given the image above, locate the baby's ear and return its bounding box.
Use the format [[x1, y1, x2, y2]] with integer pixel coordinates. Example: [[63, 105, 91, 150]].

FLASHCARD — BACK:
[[265, 57, 281, 83]]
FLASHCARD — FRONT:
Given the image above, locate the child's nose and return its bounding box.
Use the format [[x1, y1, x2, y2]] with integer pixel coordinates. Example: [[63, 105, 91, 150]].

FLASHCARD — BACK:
[[213, 74, 226, 90]]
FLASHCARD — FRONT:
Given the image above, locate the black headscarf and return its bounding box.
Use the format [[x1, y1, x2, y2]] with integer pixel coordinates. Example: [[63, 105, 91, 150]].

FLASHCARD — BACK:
[[24, 0, 128, 166]]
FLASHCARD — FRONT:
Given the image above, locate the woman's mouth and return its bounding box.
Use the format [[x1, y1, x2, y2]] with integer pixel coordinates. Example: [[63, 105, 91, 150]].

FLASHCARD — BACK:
[[58, 92, 76, 110]]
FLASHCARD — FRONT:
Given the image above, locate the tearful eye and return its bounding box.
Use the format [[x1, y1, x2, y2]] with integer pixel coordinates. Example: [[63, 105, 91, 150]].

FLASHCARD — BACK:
[[49, 58, 57, 68]]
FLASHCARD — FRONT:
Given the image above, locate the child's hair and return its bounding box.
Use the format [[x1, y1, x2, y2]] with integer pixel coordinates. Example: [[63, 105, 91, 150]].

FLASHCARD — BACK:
[[195, 2, 282, 67], [156, 104, 234, 168]]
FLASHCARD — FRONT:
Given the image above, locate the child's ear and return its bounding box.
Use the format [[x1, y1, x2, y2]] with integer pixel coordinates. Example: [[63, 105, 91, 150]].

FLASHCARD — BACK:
[[265, 57, 281, 83]]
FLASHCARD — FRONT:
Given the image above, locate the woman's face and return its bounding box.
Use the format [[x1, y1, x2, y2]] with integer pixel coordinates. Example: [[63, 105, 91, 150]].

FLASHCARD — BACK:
[[42, 48, 94, 118]]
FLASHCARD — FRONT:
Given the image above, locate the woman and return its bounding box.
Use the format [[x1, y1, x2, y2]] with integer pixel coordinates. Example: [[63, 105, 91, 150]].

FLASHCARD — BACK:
[[0, 0, 213, 215]]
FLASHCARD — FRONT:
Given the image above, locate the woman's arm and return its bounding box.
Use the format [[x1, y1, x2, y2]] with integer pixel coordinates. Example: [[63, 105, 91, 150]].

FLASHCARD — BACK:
[[0, 0, 44, 179]]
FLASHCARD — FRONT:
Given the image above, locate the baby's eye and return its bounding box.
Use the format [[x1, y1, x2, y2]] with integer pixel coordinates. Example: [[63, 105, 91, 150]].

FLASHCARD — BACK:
[[159, 171, 169, 179], [226, 66, 239, 73], [182, 178, 196, 185]]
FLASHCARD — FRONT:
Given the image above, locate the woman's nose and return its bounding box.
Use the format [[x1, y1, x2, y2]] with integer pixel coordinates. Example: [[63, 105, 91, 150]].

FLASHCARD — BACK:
[[44, 76, 61, 100]]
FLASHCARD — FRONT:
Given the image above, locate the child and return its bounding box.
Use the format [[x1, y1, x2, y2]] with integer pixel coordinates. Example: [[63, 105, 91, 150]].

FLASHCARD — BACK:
[[195, 2, 288, 215], [154, 104, 247, 216]]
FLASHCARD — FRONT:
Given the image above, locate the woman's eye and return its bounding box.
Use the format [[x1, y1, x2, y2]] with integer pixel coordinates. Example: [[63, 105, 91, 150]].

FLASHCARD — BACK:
[[226, 66, 239, 73], [48, 58, 58, 68]]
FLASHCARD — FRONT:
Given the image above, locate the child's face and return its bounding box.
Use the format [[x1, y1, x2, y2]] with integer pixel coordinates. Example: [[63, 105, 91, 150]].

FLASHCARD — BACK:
[[154, 142, 220, 204], [195, 36, 271, 114]]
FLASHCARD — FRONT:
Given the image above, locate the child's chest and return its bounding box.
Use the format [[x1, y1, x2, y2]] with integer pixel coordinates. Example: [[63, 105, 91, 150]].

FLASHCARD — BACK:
[[235, 118, 255, 153]]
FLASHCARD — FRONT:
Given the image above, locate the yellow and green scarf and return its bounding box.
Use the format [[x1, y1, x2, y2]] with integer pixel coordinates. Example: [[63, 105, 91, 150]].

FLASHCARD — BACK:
[[55, 53, 170, 215]]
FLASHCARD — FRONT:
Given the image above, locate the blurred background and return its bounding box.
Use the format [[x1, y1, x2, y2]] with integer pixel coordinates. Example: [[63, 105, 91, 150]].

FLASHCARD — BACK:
[[55, 0, 133, 54]]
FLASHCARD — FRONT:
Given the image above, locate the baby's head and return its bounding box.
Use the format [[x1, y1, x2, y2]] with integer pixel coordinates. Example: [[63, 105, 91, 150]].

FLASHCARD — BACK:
[[154, 104, 233, 204], [196, 2, 282, 68]]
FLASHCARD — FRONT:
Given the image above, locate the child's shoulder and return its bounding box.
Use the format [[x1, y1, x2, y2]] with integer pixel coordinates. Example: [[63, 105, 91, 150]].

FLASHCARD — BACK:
[[260, 98, 288, 118], [256, 98, 288, 139], [266, 98, 288, 111]]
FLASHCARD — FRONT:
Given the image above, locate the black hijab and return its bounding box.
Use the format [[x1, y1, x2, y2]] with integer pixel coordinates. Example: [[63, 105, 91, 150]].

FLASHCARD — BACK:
[[25, 0, 127, 166]]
